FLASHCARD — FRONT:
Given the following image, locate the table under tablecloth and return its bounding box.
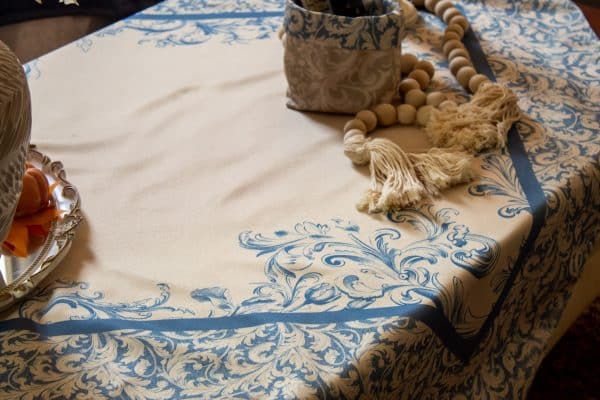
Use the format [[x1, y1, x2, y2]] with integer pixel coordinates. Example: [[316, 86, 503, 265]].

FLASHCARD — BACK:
[[1, 0, 598, 398]]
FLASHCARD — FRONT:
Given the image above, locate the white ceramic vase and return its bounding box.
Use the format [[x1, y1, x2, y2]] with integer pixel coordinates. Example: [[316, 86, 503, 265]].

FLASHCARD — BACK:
[[0, 41, 32, 243]]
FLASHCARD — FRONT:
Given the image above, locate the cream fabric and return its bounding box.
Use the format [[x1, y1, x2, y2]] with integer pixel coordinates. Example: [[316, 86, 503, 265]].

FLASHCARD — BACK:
[[23, 38, 526, 319]]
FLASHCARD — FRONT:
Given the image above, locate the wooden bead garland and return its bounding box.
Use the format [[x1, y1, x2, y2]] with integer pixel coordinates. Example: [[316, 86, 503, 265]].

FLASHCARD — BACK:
[[429, 1, 490, 92], [372, 103, 398, 126], [408, 69, 430, 89], [468, 73, 489, 93], [341, 0, 521, 214], [445, 24, 464, 38], [442, 7, 461, 23], [434, 0, 454, 17], [448, 47, 470, 60], [397, 104, 417, 125], [399, 53, 447, 125], [355, 110, 377, 132], [346, 48, 453, 138], [344, 1, 496, 138], [343, 119, 367, 134], [398, 78, 421, 93], [456, 65, 476, 88], [414, 60, 435, 78], [405, 88, 427, 108], [423, 0, 438, 12], [399, 53, 419, 74], [443, 31, 461, 42], [426, 92, 445, 107], [449, 56, 470, 75]]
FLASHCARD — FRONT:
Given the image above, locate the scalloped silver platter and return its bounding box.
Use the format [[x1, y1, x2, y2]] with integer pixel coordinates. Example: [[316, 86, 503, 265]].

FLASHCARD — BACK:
[[0, 145, 82, 311]]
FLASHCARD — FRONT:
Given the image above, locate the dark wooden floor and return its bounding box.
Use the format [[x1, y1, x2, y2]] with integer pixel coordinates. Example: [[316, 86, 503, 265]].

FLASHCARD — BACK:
[[529, 299, 600, 399], [575, 0, 600, 35]]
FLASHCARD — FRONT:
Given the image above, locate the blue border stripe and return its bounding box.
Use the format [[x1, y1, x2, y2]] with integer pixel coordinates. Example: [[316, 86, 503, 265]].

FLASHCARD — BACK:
[[0, 304, 470, 359], [461, 22, 547, 358], [130, 11, 284, 20], [1, 307, 415, 335], [0, 304, 476, 363]]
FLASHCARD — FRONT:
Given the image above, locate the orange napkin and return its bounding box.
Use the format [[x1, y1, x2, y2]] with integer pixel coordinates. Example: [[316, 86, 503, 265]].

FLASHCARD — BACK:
[[2, 206, 62, 257], [2, 177, 61, 258]]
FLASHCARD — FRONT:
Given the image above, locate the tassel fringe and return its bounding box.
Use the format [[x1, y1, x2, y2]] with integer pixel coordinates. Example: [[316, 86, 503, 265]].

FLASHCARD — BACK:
[[409, 148, 475, 196], [425, 83, 521, 153], [346, 135, 473, 213], [345, 83, 521, 214]]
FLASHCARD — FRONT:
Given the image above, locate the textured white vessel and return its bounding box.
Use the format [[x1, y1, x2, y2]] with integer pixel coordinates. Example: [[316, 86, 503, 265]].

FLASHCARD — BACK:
[[0, 41, 31, 243]]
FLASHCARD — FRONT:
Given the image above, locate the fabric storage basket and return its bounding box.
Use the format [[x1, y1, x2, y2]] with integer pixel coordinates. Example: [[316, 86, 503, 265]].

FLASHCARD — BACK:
[[283, 0, 404, 114]]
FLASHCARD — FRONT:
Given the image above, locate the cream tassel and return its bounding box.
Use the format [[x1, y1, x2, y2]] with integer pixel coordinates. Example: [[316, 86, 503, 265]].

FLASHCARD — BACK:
[[345, 132, 426, 213], [344, 132, 473, 213], [425, 83, 521, 154], [409, 147, 474, 196]]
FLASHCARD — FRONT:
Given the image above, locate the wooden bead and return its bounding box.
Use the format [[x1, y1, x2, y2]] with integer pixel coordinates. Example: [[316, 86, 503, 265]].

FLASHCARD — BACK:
[[416, 105, 436, 126], [443, 31, 461, 42], [415, 60, 435, 79], [448, 47, 470, 60], [373, 103, 397, 126], [442, 7, 462, 23], [456, 65, 477, 88], [397, 104, 417, 125], [449, 15, 469, 32], [404, 89, 427, 108], [412, 0, 425, 6], [439, 100, 457, 111], [442, 39, 465, 57], [468, 74, 490, 93], [434, 0, 454, 17], [343, 118, 367, 134], [408, 69, 431, 90], [424, 0, 439, 12], [356, 110, 378, 132], [449, 56, 471, 75], [446, 23, 464, 38], [398, 78, 421, 94], [426, 91, 445, 107], [400, 53, 419, 75]]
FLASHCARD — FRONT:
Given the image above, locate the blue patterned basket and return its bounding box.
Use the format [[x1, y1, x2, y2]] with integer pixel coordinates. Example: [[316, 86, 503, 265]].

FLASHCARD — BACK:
[[283, 0, 404, 114]]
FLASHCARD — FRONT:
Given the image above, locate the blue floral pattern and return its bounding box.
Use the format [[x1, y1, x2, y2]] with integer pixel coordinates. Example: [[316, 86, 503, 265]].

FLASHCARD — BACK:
[[75, 37, 93, 52], [235, 210, 499, 316], [0, 315, 423, 399], [7, 210, 499, 329], [95, 0, 285, 47], [99, 13, 282, 47], [19, 280, 193, 321], [0, 211, 507, 397], [468, 151, 530, 218]]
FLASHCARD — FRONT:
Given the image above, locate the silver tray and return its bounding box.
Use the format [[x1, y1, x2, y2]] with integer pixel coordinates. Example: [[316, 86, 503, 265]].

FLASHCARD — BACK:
[[0, 145, 82, 311]]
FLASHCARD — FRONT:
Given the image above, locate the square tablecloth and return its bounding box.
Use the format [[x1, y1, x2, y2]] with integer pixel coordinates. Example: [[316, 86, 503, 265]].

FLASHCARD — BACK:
[[1, 0, 599, 398]]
